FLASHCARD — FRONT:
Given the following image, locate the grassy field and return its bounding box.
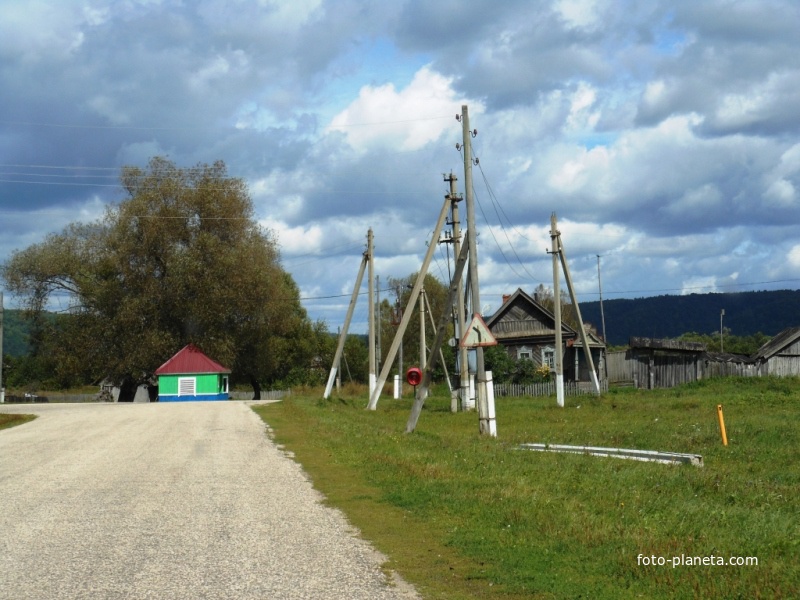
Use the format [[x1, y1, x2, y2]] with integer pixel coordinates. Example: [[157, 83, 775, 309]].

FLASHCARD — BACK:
[[0, 413, 36, 431], [253, 377, 799, 599]]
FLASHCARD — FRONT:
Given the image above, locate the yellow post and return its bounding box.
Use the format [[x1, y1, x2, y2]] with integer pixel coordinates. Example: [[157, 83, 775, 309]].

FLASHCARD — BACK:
[[716, 404, 728, 446]]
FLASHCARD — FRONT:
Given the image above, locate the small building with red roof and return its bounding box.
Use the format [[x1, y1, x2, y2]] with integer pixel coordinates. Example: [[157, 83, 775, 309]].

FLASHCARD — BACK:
[[154, 344, 231, 402]]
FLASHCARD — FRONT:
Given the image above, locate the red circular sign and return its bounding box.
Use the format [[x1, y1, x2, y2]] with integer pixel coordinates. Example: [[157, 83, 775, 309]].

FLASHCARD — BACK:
[[406, 367, 422, 386]]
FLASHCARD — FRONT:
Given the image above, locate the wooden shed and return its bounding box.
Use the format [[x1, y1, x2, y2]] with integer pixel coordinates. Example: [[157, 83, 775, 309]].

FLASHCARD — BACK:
[[155, 344, 230, 402], [752, 327, 800, 376]]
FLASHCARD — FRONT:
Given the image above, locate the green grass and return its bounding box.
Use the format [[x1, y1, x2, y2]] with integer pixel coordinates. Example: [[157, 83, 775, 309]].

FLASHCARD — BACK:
[[0, 413, 37, 431], [253, 377, 800, 599]]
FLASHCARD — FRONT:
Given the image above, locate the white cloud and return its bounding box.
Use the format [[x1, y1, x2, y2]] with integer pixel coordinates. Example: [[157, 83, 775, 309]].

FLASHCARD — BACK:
[[788, 245, 800, 268], [764, 179, 796, 206], [3, 0, 800, 331], [326, 66, 474, 152], [555, 0, 602, 30], [680, 276, 719, 295], [0, 2, 86, 62]]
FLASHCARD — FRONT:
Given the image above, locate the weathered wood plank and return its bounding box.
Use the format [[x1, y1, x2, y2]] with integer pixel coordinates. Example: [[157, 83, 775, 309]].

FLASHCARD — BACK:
[[629, 337, 707, 352]]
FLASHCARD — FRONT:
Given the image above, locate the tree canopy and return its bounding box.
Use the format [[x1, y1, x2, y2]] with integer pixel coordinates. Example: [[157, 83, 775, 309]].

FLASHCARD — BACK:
[[2, 157, 318, 399]]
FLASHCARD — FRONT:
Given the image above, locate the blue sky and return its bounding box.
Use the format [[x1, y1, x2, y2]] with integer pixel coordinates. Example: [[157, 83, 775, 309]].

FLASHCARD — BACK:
[[2, 0, 800, 335]]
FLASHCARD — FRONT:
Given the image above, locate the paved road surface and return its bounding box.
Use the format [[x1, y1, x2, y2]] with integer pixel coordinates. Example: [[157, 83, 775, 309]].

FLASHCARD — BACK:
[[0, 402, 419, 600]]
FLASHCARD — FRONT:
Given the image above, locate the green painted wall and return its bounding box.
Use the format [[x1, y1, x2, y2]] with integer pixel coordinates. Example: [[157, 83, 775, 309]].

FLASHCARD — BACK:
[[158, 373, 224, 395]]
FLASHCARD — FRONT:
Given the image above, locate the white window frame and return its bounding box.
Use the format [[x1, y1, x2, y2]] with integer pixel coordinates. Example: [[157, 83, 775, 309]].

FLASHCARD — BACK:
[[517, 346, 532, 361], [542, 346, 555, 370]]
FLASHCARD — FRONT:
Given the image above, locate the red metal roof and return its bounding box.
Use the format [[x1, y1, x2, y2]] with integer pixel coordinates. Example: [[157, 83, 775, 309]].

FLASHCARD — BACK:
[[155, 344, 231, 375]]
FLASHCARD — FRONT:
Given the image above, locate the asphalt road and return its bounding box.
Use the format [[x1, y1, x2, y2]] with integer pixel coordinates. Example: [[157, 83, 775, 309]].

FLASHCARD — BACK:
[[0, 402, 419, 600]]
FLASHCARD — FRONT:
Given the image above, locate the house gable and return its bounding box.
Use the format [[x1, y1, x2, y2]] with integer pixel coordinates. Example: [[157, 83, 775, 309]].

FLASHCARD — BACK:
[[485, 288, 576, 342]]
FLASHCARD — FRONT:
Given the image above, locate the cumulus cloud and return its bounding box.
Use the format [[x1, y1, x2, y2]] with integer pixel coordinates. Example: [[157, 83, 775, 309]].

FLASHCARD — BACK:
[[326, 67, 470, 152], [2, 0, 800, 330]]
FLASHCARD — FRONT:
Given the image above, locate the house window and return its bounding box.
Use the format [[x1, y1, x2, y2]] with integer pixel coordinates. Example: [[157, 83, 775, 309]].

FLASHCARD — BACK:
[[517, 346, 532, 361], [542, 346, 555, 370], [178, 377, 196, 396], [221, 375, 229, 393]]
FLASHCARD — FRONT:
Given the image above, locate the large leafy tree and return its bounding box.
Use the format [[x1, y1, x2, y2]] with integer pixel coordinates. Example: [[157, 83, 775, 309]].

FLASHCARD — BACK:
[[2, 157, 317, 399]]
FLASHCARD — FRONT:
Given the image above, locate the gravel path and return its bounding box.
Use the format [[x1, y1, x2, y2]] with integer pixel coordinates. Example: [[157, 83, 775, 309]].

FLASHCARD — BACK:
[[0, 402, 420, 600]]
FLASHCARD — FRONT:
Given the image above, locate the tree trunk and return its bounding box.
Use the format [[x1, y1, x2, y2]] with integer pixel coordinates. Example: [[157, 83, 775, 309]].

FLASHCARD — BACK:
[[147, 384, 159, 402], [250, 378, 261, 400], [118, 377, 138, 402]]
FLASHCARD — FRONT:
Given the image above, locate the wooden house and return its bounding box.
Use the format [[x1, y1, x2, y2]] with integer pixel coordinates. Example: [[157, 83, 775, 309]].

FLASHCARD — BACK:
[[752, 327, 800, 376], [485, 288, 606, 382], [155, 344, 231, 402]]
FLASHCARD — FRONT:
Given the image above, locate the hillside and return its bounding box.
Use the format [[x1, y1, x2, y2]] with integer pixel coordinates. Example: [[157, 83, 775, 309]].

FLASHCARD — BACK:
[[4, 289, 800, 356], [579, 289, 800, 346]]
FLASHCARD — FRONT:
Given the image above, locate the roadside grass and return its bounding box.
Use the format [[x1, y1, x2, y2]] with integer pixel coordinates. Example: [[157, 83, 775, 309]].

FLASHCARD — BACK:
[[0, 413, 37, 431], [253, 377, 800, 599]]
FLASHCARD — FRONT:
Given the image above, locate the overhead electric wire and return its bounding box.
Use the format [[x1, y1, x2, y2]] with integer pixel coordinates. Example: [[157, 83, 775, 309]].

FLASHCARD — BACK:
[[1, 113, 455, 132], [459, 144, 540, 283]]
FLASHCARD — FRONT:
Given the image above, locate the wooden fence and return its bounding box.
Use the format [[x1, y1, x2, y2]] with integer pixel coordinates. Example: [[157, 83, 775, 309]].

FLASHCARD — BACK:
[[493, 380, 608, 398], [229, 390, 290, 401], [607, 348, 758, 389]]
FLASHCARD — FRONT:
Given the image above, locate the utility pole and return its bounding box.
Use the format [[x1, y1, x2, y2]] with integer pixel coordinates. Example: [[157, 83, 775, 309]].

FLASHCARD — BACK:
[[323, 232, 370, 399], [459, 104, 490, 434], [557, 232, 601, 395], [419, 287, 426, 371], [596, 255, 607, 346], [424, 291, 453, 394], [597, 255, 608, 381], [446, 171, 468, 413], [368, 229, 376, 396], [550, 214, 564, 407], [376, 275, 382, 375], [720, 309, 725, 353], [396, 285, 403, 398]]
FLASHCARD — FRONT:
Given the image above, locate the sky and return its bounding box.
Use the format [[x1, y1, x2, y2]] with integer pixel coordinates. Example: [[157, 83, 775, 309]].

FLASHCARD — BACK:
[[1, 0, 800, 335]]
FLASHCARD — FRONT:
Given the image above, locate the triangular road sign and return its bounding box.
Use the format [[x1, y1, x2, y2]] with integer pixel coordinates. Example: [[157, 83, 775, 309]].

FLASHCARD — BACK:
[[461, 313, 498, 348]]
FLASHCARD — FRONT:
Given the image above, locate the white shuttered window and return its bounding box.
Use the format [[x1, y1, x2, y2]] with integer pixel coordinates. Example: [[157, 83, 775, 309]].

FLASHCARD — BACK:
[[178, 377, 196, 396]]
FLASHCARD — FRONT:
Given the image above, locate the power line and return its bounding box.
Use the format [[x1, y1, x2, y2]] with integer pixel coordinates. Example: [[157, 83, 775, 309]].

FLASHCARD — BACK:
[[0, 113, 454, 132], [459, 144, 541, 283]]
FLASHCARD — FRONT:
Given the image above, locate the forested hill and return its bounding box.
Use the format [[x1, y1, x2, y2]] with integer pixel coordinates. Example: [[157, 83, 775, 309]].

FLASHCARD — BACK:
[[4, 289, 800, 356], [579, 289, 800, 347]]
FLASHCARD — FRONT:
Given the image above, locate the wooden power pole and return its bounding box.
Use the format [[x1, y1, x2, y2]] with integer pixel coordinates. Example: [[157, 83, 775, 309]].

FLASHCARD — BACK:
[[446, 172, 469, 413], [460, 104, 491, 434], [550, 214, 565, 407], [552, 214, 601, 397], [323, 230, 373, 399], [368, 229, 376, 396]]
